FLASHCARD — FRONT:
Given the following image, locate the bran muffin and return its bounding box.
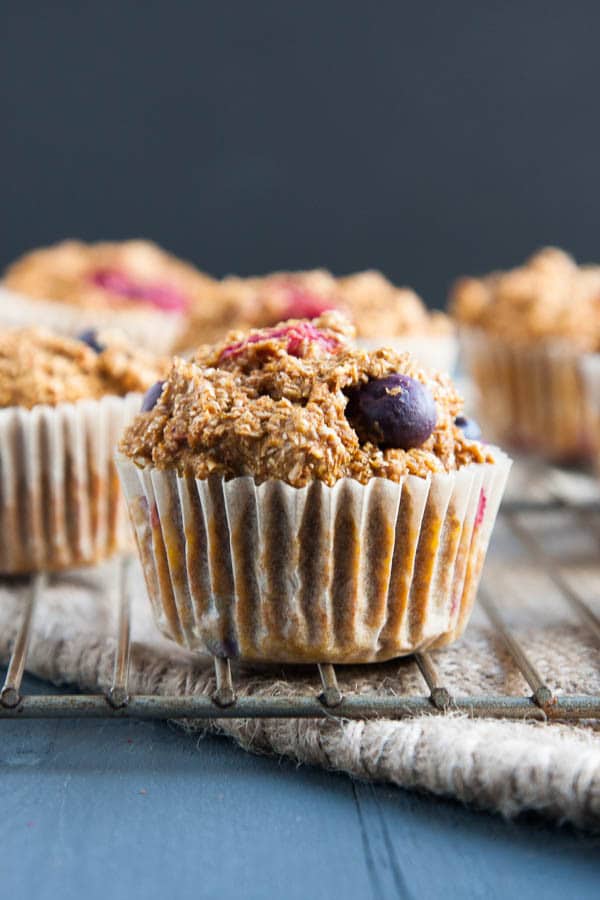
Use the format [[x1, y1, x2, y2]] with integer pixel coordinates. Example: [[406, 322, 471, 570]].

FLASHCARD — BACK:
[[451, 248, 600, 462], [0, 327, 167, 572], [1, 240, 220, 353], [118, 312, 510, 664], [178, 268, 457, 371]]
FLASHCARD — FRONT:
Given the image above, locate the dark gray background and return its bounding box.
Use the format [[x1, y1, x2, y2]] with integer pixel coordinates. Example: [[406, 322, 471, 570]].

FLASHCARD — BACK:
[[1, 1, 598, 307]]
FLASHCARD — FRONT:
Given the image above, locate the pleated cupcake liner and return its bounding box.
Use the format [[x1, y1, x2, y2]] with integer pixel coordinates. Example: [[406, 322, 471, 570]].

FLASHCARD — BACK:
[[0, 285, 185, 353], [579, 354, 600, 473], [460, 328, 596, 464], [117, 451, 511, 664], [356, 333, 458, 374], [0, 394, 141, 574]]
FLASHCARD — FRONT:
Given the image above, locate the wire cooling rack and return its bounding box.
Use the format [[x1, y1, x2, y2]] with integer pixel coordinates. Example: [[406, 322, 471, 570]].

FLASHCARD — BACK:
[[1, 488, 600, 723]]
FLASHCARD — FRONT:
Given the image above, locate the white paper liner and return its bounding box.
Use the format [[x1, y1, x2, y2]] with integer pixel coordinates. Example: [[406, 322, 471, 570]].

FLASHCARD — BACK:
[[580, 353, 600, 469], [356, 333, 458, 374], [117, 451, 511, 664], [0, 285, 185, 354], [460, 328, 597, 463], [0, 393, 141, 573]]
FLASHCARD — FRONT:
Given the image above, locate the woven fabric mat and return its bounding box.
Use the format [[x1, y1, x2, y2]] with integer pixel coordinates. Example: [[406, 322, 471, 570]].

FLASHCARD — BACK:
[[1, 460, 600, 829]]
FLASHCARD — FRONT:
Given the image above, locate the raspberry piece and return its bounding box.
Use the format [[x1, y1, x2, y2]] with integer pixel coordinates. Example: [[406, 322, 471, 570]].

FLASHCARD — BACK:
[[475, 488, 487, 527], [280, 284, 337, 320], [219, 322, 342, 361], [89, 268, 188, 312]]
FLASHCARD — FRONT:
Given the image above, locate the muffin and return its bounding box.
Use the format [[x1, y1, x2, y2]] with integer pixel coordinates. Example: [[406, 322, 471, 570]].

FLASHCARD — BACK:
[[117, 312, 510, 664], [0, 326, 166, 573], [451, 248, 600, 463], [178, 269, 457, 371], [1, 239, 217, 353]]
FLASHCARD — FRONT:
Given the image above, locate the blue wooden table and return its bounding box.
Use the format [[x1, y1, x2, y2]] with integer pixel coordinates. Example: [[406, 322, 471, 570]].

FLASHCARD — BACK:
[[1, 671, 599, 900]]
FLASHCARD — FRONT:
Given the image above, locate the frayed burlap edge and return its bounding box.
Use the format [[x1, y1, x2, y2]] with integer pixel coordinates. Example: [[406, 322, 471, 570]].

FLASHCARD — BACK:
[[1, 571, 599, 831]]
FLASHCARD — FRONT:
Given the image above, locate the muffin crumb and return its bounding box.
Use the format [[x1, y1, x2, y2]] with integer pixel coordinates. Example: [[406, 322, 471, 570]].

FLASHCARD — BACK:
[[0, 327, 167, 408]]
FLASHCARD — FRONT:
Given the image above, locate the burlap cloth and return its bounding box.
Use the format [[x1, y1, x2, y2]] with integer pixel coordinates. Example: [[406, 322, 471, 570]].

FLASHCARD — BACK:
[[1, 460, 600, 829]]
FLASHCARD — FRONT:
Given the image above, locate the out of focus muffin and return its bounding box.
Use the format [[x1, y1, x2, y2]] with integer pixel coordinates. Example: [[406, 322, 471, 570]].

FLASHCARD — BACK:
[[1, 240, 218, 353], [451, 247, 600, 463], [178, 268, 457, 371], [0, 325, 167, 572]]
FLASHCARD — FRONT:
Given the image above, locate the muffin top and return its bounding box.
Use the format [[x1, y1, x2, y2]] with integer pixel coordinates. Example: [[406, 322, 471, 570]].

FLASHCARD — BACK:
[[198, 269, 451, 344], [450, 247, 600, 350], [120, 312, 491, 487], [3, 239, 215, 315], [336, 270, 451, 339], [0, 328, 167, 409]]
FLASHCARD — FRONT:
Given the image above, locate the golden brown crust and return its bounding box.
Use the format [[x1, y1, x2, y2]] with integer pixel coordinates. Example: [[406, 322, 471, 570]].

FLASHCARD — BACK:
[[3, 239, 215, 314], [450, 247, 600, 349], [120, 313, 492, 485], [0, 327, 167, 408]]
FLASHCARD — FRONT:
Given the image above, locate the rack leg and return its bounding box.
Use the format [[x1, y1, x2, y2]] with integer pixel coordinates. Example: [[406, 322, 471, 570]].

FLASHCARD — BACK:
[[415, 652, 451, 711], [480, 587, 554, 709], [1, 573, 44, 708], [212, 658, 236, 707], [107, 557, 132, 709], [318, 664, 343, 707]]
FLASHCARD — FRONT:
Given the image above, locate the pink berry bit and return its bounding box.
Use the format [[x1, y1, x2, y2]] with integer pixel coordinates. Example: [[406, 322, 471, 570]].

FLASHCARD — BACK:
[[89, 268, 189, 313], [280, 284, 337, 320], [475, 488, 487, 528], [219, 322, 342, 362]]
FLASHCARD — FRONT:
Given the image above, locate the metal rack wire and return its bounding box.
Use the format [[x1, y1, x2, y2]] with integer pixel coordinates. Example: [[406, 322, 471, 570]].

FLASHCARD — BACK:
[[1, 494, 600, 723]]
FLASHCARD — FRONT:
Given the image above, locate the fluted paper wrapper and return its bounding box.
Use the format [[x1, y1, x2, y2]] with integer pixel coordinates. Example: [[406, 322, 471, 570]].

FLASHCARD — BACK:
[[357, 334, 458, 374], [0, 394, 141, 573], [0, 285, 184, 354], [117, 452, 511, 664], [460, 328, 596, 464], [580, 354, 600, 473]]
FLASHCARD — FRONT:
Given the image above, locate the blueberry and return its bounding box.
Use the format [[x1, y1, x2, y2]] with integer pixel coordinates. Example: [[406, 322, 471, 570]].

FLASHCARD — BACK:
[[141, 380, 165, 412], [77, 328, 104, 353], [455, 415, 481, 441], [345, 374, 437, 450]]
